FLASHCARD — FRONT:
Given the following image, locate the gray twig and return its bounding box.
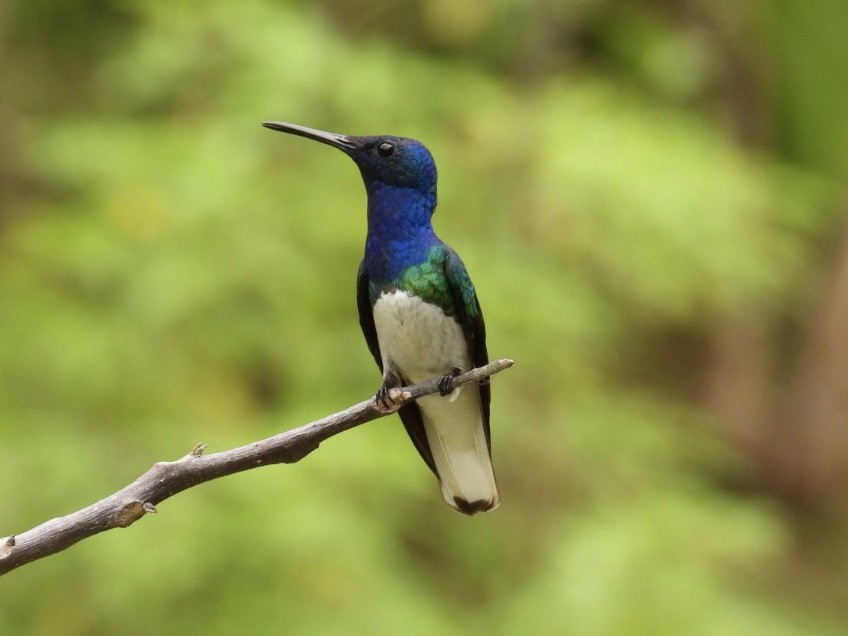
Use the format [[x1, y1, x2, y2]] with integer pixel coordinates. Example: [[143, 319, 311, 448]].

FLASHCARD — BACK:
[[0, 358, 513, 576]]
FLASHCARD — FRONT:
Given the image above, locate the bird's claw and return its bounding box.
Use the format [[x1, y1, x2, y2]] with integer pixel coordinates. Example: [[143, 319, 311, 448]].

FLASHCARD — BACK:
[[438, 368, 462, 397], [375, 384, 404, 413]]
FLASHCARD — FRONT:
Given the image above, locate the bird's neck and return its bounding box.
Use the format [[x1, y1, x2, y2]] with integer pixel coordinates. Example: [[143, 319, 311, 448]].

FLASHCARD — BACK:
[[364, 182, 439, 283]]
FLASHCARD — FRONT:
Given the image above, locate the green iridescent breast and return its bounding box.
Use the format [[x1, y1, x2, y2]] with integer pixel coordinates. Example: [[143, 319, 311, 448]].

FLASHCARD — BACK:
[[369, 245, 480, 321]]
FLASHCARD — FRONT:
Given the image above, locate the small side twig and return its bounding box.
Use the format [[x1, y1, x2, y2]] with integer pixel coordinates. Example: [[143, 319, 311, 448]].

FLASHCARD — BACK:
[[0, 358, 513, 576]]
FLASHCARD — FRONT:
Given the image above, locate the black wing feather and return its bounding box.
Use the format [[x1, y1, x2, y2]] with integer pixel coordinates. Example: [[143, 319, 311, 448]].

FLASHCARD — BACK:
[[356, 260, 382, 371], [444, 248, 492, 449]]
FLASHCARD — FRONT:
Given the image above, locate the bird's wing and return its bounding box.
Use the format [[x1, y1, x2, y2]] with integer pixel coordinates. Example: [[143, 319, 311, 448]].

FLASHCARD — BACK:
[[356, 260, 382, 371], [357, 260, 438, 474], [445, 248, 492, 448]]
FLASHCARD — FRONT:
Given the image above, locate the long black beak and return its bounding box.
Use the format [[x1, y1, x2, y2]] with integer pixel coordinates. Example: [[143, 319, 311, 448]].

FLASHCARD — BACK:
[[262, 121, 356, 151]]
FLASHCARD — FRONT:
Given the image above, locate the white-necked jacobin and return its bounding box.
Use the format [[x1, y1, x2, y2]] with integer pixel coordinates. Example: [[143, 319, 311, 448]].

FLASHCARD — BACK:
[[263, 121, 499, 515]]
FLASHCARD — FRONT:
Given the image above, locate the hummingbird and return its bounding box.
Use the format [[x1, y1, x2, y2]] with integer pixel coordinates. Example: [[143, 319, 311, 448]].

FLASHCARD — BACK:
[[263, 121, 499, 514]]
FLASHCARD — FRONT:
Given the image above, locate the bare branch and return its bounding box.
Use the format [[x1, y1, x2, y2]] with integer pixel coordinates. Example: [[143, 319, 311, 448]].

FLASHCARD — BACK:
[[0, 359, 513, 576]]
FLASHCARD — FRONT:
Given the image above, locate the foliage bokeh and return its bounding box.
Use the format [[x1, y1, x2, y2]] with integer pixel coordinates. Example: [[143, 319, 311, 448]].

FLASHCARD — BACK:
[[2, 0, 847, 634]]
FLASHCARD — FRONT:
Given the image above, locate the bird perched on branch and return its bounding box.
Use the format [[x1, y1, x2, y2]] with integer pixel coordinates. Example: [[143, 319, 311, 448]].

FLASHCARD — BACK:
[[263, 121, 499, 514]]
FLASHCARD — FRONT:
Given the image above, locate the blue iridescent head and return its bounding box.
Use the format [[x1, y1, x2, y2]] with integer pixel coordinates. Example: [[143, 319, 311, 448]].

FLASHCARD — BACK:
[[262, 121, 437, 197]]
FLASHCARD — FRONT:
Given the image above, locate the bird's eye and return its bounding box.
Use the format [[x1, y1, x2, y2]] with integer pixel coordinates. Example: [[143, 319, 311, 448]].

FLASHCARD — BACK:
[[377, 142, 395, 158]]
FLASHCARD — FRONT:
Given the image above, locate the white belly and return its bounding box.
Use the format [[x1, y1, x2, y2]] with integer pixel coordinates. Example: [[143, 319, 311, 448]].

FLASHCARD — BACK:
[[373, 289, 498, 512], [372, 290, 471, 383]]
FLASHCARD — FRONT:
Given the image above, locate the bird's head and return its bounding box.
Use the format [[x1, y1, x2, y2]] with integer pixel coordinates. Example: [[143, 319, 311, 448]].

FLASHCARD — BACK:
[[263, 121, 437, 195]]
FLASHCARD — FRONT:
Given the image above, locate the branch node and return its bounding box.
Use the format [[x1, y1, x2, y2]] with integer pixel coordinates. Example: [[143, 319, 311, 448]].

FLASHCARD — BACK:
[[182, 443, 207, 460], [0, 536, 15, 559], [143, 502, 158, 514], [274, 440, 320, 464], [115, 501, 151, 527]]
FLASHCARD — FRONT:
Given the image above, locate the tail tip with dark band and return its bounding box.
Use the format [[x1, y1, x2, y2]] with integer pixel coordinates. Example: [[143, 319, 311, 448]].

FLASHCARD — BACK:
[[453, 497, 499, 516]]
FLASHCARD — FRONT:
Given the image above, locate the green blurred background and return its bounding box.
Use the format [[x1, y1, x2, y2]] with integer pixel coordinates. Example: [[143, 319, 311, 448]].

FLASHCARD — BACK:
[[2, 0, 848, 633]]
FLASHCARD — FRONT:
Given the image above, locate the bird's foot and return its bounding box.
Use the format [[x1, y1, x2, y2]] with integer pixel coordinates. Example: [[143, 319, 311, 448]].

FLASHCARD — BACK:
[[374, 383, 405, 413], [438, 368, 462, 397]]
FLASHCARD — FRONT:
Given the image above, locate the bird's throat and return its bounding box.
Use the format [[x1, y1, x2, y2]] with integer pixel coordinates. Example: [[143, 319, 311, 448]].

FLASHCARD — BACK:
[[364, 183, 438, 285]]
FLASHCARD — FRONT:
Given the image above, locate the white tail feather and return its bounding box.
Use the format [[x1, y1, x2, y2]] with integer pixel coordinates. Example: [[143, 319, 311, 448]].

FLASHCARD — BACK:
[[417, 386, 499, 514]]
